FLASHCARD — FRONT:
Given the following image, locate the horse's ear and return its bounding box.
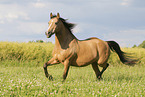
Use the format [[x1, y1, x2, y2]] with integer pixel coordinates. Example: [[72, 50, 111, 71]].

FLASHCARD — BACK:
[[50, 13, 53, 19], [57, 13, 60, 18]]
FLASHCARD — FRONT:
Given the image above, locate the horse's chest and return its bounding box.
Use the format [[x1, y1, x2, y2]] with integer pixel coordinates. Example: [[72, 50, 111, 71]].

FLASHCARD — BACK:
[[53, 50, 70, 62]]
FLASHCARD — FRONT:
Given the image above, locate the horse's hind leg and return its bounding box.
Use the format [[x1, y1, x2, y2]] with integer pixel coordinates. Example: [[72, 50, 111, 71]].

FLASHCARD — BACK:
[[98, 63, 109, 79], [91, 62, 101, 80]]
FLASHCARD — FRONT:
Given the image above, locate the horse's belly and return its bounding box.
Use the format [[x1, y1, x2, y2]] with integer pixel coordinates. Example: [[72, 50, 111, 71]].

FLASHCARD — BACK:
[[71, 57, 97, 67], [72, 49, 98, 67]]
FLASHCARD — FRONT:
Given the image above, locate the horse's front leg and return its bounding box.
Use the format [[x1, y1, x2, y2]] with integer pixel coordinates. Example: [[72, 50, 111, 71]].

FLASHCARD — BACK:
[[43, 58, 59, 80], [62, 60, 70, 82]]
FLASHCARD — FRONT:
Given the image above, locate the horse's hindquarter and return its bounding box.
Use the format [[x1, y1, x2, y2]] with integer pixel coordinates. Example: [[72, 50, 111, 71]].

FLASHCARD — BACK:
[[73, 38, 110, 66], [96, 39, 110, 65]]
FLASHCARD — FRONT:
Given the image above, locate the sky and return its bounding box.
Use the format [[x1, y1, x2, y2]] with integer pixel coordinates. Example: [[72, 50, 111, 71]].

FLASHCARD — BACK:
[[0, 0, 145, 47]]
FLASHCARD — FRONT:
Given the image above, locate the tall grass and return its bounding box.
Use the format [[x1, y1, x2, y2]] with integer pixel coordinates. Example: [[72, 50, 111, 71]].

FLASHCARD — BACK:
[[0, 42, 54, 62], [0, 42, 145, 66], [108, 47, 145, 66]]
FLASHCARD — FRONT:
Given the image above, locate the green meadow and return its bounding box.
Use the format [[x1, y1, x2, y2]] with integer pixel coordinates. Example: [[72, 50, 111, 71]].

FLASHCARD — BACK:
[[0, 42, 145, 96]]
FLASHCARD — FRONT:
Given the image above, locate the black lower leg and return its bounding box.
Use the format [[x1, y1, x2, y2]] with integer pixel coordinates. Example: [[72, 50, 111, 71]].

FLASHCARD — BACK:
[[91, 62, 102, 80], [43, 63, 48, 78], [62, 66, 70, 82], [98, 63, 109, 78], [63, 72, 69, 81], [43, 63, 53, 80]]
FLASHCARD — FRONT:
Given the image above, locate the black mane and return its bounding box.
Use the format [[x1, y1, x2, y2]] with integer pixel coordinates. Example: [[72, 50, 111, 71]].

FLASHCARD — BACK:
[[59, 18, 75, 32], [51, 16, 75, 32]]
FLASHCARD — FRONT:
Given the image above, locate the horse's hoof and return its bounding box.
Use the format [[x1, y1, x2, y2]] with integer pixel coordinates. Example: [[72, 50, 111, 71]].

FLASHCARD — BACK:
[[48, 75, 53, 81], [62, 79, 66, 83], [97, 76, 103, 81], [45, 74, 48, 78]]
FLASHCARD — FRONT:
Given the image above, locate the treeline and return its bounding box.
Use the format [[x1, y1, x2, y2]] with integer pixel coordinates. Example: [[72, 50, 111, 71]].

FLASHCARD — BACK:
[[133, 40, 145, 48], [32, 40, 145, 48], [29, 40, 52, 43]]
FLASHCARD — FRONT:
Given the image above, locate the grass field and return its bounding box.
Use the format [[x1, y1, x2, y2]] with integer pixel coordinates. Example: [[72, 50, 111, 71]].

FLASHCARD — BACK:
[[0, 42, 145, 96], [0, 62, 145, 96]]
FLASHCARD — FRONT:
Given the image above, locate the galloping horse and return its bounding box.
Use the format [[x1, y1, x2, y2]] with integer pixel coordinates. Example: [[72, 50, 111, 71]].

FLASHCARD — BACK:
[[44, 13, 137, 81]]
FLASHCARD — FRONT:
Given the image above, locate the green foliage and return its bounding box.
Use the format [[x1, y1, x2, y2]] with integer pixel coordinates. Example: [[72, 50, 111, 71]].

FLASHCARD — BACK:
[[133, 40, 145, 48], [36, 40, 44, 43], [0, 42, 54, 62], [132, 44, 137, 48], [108, 47, 145, 66], [138, 40, 145, 48], [28, 40, 51, 43]]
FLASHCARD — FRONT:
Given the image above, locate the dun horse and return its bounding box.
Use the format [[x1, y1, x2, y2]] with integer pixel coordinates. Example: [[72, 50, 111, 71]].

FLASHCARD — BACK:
[[44, 13, 137, 81]]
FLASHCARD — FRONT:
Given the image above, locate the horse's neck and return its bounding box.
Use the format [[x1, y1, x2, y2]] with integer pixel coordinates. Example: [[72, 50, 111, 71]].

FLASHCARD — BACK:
[[55, 28, 77, 49]]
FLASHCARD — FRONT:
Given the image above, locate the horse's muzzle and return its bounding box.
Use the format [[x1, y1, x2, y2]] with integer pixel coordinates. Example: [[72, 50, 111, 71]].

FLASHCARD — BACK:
[[45, 31, 53, 38]]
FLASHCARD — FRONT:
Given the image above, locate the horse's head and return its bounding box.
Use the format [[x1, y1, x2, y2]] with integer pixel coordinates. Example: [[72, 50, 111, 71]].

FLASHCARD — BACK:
[[45, 13, 61, 38]]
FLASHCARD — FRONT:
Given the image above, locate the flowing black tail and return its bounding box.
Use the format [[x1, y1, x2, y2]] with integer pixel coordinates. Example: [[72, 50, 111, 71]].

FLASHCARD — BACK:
[[107, 41, 138, 65]]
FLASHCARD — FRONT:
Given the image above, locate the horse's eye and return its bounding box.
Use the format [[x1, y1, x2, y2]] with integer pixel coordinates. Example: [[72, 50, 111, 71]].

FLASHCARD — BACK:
[[55, 22, 58, 25]]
